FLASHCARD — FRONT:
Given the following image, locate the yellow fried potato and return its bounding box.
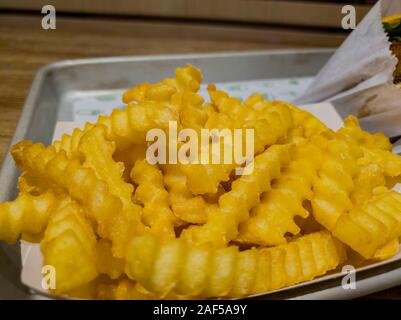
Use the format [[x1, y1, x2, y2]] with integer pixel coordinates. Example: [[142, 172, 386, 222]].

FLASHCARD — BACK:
[[125, 231, 346, 298], [338, 116, 401, 178], [333, 187, 401, 259], [113, 143, 147, 181], [311, 134, 362, 230], [163, 165, 208, 224], [53, 123, 95, 159], [95, 239, 125, 280], [131, 159, 178, 238], [351, 164, 385, 206], [237, 141, 322, 246], [123, 64, 202, 104], [41, 201, 98, 295], [373, 238, 400, 261], [181, 144, 293, 247], [358, 147, 401, 178], [338, 116, 392, 151], [17, 172, 50, 195], [0, 191, 58, 243], [79, 125, 146, 255], [181, 88, 294, 195], [12, 141, 132, 257], [277, 101, 329, 139]]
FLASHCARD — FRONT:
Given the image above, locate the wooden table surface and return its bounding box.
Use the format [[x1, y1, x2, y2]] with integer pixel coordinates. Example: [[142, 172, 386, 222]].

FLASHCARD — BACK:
[[1, 12, 400, 299]]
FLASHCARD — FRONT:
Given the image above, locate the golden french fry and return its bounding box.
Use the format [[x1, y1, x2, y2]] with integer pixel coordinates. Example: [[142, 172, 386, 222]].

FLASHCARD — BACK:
[[125, 231, 346, 298], [333, 187, 401, 259], [338, 116, 392, 151], [181, 88, 294, 195], [114, 143, 147, 181], [373, 238, 400, 261], [52, 67, 194, 160], [53, 123, 95, 159], [0, 191, 58, 243], [123, 64, 202, 104], [181, 144, 293, 247], [95, 239, 124, 280], [351, 164, 385, 206], [41, 201, 98, 295], [339, 116, 401, 177], [12, 141, 134, 257], [278, 101, 329, 139], [311, 135, 362, 230], [358, 147, 401, 178], [131, 159, 178, 238], [17, 172, 50, 195], [237, 141, 322, 246], [78, 125, 146, 254], [163, 165, 209, 224]]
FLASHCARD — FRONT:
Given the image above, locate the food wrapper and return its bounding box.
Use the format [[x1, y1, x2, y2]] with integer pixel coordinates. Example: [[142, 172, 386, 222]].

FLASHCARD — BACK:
[[296, 0, 401, 137]]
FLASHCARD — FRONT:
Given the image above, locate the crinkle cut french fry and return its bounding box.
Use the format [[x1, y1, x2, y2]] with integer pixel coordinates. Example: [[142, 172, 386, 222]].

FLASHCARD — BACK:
[[53, 67, 192, 158], [373, 238, 400, 261], [208, 86, 294, 151], [53, 122, 95, 159], [53, 102, 177, 156], [181, 89, 294, 195], [125, 231, 346, 298], [338, 116, 392, 151], [180, 144, 293, 247], [41, 201, 98, 295], [131, 159, 178, 238], [123, 65, 212, 134], [171, 92, 213, 132], [311, 130, 401, 259], [237, 141, 322, 246], [97, 101, 178, 152], [123, 64, 202, 104], [11, 141, 135, 257], [333, 187, 401, 259], [78, 125, 146, 249], [79, 126, 133, 208], [0, 191, 58, 243], [350, 164, 385, 206], [338, 116, 401, 177], [113, 143, 147, 181], [358, 147, 401, 177], [311, 135, 362, 230], [17, 172, 50, 195], [163, 165, 209, 224], [274, 101, 328, 140], [121, 68, 211, 182], [54, 66, 192, 158], [95, 239, 125, 280]]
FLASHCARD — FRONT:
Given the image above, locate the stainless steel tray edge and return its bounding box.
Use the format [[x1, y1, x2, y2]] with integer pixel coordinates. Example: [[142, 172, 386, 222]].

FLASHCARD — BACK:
[[13, 49, 399, 300]]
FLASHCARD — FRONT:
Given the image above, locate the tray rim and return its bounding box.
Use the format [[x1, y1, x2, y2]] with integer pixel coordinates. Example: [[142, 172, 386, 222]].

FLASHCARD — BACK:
[[9, 48, 401, 300]]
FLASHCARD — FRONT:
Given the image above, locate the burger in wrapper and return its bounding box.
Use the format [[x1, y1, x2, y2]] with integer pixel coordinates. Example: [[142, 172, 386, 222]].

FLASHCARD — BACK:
[[384, 14, 401, 85]]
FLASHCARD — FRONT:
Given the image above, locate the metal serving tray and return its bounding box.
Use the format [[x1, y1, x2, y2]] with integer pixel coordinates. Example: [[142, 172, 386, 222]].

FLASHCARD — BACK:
[[3, 49, 401, 300]]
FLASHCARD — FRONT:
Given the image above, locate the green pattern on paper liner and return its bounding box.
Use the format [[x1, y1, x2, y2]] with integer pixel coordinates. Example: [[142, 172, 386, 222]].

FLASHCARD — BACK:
[[198, 77, 313, 102], [72, 77, 312, 122]]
